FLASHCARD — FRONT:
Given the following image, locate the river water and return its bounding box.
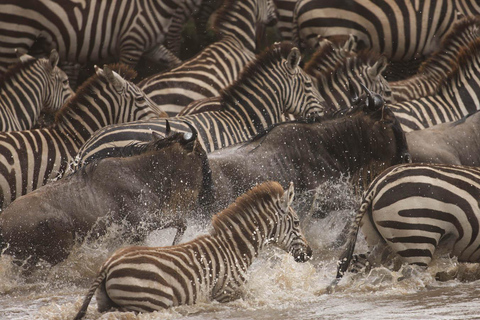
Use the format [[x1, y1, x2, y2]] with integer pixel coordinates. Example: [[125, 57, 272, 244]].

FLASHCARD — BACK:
[[2, 184, 480, 320]]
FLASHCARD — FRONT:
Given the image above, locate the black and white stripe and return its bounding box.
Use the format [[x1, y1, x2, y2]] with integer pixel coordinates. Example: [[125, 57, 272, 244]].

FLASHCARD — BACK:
[[73, 42, 325, 167], [74, 181, 312, 318], [0, 50, 72, 131], [139, 0, 278, 116], [390, 15, 480, 102], [389, 35, 480, 132], [273, 0, 297, 41], [0, 64, 163, 208], [293, 0, 457, 61], [0, 0, 202, 82], [333, 163, 480, 285]]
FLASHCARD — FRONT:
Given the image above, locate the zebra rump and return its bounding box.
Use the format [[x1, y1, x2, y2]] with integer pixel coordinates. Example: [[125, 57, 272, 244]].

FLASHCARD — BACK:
[[333, 163, 480, 287]]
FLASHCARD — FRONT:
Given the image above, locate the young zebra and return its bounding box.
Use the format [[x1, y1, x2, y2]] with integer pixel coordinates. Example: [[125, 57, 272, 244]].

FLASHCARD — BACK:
[[138, 0, 278, 116], [332, 163, 480, 288], [0, 50, 72, 131], [74, 181, 312, 318], [0, 64, 165, 208], [73, 42, 325, 168]]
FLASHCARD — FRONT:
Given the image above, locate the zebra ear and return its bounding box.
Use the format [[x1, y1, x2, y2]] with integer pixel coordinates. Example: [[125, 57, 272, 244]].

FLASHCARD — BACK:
[[94, 65, 102, 76], [48, 49, 59, 71], [367, 56, 388, 79], [286, 47, 302, 73], [16, 49, 35, 64], [281, 182, 295, 211], [342, 34, 357, 53], [103, 65, 126, 93]]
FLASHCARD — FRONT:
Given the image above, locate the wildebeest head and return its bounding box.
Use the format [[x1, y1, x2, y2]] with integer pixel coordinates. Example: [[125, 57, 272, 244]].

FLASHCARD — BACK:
[[341, 82, 410, 187]]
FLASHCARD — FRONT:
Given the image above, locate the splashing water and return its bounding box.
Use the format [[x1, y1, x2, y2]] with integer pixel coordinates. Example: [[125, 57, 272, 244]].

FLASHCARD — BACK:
[[2, 181, 480, 319]]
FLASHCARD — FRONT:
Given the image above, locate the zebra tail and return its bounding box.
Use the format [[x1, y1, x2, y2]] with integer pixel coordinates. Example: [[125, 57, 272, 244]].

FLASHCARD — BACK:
[[73, 268, 108, 320], [327, 188, 375, 293]]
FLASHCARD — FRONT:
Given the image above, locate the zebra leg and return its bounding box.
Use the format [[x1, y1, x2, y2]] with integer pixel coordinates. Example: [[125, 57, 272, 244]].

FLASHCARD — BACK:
[[143, 44, 182, 68], [159, 218, 187, 245]]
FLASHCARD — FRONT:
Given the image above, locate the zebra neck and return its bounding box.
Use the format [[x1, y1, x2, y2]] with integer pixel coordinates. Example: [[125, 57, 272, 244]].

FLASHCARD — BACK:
[[222, 66, 284, 130], [0, 64, 46, 127], [213, 0, 258, 52]]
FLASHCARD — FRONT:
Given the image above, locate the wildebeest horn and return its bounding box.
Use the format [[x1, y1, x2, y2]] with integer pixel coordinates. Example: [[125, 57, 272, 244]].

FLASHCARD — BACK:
[[359, 82, 375, 108], [165, 120, 171, 136], [347, 78, 359, 104], [181, 121, 197, 142]]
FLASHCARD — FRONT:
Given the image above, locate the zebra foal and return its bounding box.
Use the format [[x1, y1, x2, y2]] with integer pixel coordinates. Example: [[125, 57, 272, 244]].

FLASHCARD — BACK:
[[74, 181, 312, 318], [331, 163, 480, 289]]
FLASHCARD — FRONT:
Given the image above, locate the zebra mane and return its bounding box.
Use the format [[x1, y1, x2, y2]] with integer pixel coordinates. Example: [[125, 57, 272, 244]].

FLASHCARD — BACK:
[[0, 58, 38, 87], [322, 49, 384, 79], [54, 63, 137, 123], [444, 37, 480, 87], [212, 0, 238, 33], [418, 15, 480, 75], [303, 40, 352, 75], [211, 181, 284, 234], [219, 41, 295, 109]]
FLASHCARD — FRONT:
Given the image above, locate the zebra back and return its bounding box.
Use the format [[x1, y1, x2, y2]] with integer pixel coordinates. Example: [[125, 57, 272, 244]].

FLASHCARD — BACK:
[[75, 42, 324, 167], [139, 0, 278, 116], [293, 0, 457, 61], [390, 15, 480, 102], [0, 64, 164, 208], [74, 182, 311, 316], [0, 50, 72, 131], [0, 0, 198, 80], [273, 0, 298, 41], [390, 36, 480, 131]]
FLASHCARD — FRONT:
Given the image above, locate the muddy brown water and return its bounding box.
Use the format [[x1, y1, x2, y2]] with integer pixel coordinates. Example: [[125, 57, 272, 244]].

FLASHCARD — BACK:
[[2, 186, 480, 320]]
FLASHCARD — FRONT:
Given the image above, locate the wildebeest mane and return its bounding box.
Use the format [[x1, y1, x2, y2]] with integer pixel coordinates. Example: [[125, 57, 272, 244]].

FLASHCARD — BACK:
[[54, 63, 137, 124], [218, 42, 295, 111], [211, 181, 284, 235]]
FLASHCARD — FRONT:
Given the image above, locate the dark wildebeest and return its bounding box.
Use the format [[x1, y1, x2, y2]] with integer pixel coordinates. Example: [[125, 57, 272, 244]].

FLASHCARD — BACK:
[[204, 89, 410, 212], [0, 123, 212, 268], [406, 110, 480, 166]]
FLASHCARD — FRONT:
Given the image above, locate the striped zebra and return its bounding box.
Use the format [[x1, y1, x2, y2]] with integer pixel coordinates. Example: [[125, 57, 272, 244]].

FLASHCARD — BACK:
[[390, 15, 480, 102], [293, 0, 459, 62], [139, 0, 278, 116], [0, 0, 202, 85], [388, 36, 480, 132], [305, 39, 393, 110], [0, 64, 165, 208], [73, 42, 325, 167], [74, 181, 312, 318], [332, 163, 480, 288], [273, 0, 297, 41], [0, 49, 72, 131]]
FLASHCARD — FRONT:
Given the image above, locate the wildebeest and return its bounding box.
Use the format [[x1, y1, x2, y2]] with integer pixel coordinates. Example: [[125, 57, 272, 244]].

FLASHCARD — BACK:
[[74, 181, 311, 319], [205, 89, 410, 212], [0, 124, 211, 268], [406, 110, 480, 166]]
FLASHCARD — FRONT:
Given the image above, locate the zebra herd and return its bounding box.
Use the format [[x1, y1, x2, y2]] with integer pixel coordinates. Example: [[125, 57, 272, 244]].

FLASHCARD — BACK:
[[1, 0, 480, 318]]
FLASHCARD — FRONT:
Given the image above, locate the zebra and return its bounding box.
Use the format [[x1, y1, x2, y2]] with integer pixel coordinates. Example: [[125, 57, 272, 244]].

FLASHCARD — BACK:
[[139, 0, 278, 116], [390, 15, 480, 102], [0, 49, 72, 131], [305, 39, 393, 110], [73, 42, 325, 168], [388, 35, 480, 132], [0, 0, 203, 86], [74, 181, 312, 318], [331, 163, 480, 290], [0, 64, 165, 208], [273, 0, 298, 41], [292, 0, 462, 63]]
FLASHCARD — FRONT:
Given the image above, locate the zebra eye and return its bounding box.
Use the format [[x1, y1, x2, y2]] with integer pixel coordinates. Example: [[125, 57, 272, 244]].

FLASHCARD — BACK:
[[293, 220, 300, 227], [63, 79, 69, 85]]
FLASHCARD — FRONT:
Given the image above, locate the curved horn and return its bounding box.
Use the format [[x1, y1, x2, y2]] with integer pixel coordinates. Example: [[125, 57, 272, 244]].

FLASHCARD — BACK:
[[359, 82, 375, 107], [182, 121, 197, 142], [165, 119, 171, 136]]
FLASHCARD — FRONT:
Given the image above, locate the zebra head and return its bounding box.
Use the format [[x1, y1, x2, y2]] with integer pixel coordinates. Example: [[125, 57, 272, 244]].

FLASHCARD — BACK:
[[271, 182, 312, 263], [364, 55, 393, 103], [39, 49, 73, 113], [282, 46, 326, 118], [95, 64, 168, 119]]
